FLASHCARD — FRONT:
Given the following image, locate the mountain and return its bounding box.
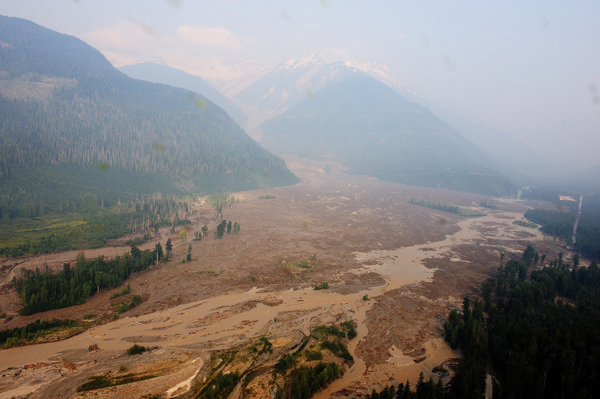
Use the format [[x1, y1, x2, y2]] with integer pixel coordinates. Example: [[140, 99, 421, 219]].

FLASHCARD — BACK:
[[396, 91, 583, 183], [119, 61, 248, 128], [230, 53, 373, 132], [225, 53, 582, 186], [563, 163, 600, 191], [260, 76, 516, 196], [0, 16, 298, 217], [210, 57, 268, 96]]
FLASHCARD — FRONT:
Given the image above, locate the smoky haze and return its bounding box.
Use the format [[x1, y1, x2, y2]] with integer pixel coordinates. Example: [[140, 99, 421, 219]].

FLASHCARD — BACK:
[[2, 0, 599, 171], [3, 5, 600, 398]]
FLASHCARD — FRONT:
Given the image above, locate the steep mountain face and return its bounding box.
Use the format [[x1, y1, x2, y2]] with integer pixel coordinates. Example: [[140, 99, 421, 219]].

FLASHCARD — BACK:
[[0, 16, 298, 214], [119, 62, 248, 128], [260, 76, 516, 196]]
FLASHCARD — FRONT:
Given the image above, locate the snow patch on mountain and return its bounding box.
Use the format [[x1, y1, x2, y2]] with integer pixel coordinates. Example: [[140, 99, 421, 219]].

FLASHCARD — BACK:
[[137, 56, 167, 65]]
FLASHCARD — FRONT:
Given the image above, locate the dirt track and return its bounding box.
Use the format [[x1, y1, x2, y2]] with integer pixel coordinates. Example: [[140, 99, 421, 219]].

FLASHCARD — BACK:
[[0, 156, 568, 398]]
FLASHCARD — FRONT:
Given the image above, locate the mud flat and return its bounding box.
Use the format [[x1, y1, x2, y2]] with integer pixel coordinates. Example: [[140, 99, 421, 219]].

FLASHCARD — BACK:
[[2, 211, 542, 397], [0, 157, 554, 397], [0, 214, 484, 371]]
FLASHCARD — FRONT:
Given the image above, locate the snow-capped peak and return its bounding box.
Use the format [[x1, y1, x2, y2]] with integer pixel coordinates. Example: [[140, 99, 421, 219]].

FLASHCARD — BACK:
[[342, 60, 402, 91], [273, 54, 402, 91], [137, 56, 167, 65], [280, 50, 330, 70]]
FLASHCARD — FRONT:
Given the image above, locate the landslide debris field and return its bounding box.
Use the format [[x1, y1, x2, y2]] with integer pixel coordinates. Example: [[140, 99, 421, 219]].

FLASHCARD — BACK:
[[0, 156, 565, 398]]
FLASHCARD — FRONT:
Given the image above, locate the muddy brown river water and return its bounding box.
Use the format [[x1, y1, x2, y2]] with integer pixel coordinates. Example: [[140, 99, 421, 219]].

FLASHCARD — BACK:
[[1, 158, 554, 398], [1, 211, 542, 392]]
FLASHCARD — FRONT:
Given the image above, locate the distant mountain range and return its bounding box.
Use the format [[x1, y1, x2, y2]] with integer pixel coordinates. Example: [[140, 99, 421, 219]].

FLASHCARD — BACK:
[[260, 76, 516, 196], [564, 162, 600, 191], [120, 54, 520, 195], [216, 53, 583, 187], [0, 16, 298, 216], [395, 91, 583, 183], [119, 61, 248, 128], [206, 53, 518, 195]]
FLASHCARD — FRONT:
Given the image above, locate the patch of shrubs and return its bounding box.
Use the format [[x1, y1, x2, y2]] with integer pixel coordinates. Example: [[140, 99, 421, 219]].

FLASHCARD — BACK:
[[127, 344, 146, 355]]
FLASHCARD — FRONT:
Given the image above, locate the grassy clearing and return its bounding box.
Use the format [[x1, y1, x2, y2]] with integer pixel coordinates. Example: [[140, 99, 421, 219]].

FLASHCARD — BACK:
[[0, 213, 87, 247]]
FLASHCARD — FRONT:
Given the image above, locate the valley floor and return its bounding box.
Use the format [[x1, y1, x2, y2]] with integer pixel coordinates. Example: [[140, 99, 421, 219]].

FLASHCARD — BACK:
[[0, 156, 569, 398]]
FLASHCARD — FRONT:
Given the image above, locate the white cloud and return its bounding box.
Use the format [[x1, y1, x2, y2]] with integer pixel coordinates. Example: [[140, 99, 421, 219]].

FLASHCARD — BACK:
[[177, 25, 242, 48], [82, 19, 158, 52], [160, 53, 260, 82], [81, 21, 255, 82], [100, 51, 139, 68]]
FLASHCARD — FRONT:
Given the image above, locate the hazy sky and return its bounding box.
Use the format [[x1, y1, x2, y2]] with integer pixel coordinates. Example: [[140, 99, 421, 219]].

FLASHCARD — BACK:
[[2, 1, 599, 166]]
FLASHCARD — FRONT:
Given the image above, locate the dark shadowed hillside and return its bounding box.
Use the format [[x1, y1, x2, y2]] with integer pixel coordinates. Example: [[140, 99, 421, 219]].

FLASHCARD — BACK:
[[260, 76, 515, 196]]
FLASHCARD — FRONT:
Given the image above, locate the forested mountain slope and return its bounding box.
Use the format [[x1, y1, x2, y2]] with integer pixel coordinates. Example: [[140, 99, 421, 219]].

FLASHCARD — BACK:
[[260, 76, 516, 196], [119, 61, 248, 128], [0, 16, 298, 219]]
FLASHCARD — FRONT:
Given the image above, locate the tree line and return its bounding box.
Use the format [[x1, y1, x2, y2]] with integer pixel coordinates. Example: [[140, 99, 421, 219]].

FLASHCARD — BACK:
[[574, 193, 600, 260], [365, 373, 445, 399], [524, 192, 600, 260], [0, 186, 192, 223], [368, 244, 600, 398], [443, 245, 600, 398], [0, 318, 79, 348], [0, 16, 298, 257], [283, 363, 342, 399], [0, 32, 294, 182], [409, 199, 485, 217], [524, 208, 576, 241], [14, 243, 162, 315], [0, 194, 192, 257], [214, 220, 240, 239]]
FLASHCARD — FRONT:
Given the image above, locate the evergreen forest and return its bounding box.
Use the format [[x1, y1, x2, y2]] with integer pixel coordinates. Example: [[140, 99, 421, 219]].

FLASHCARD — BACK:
[[367, 245, 600, 399], [409, 198, 485, 217], [523, 208, 576, 241], [0, 16, 297, 250], [523, 192, 600, 260], [0, 194, 193, 257], [443, 245, 600, 398], [574, 193, 600, 260], [14, 244, 161, 315]]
